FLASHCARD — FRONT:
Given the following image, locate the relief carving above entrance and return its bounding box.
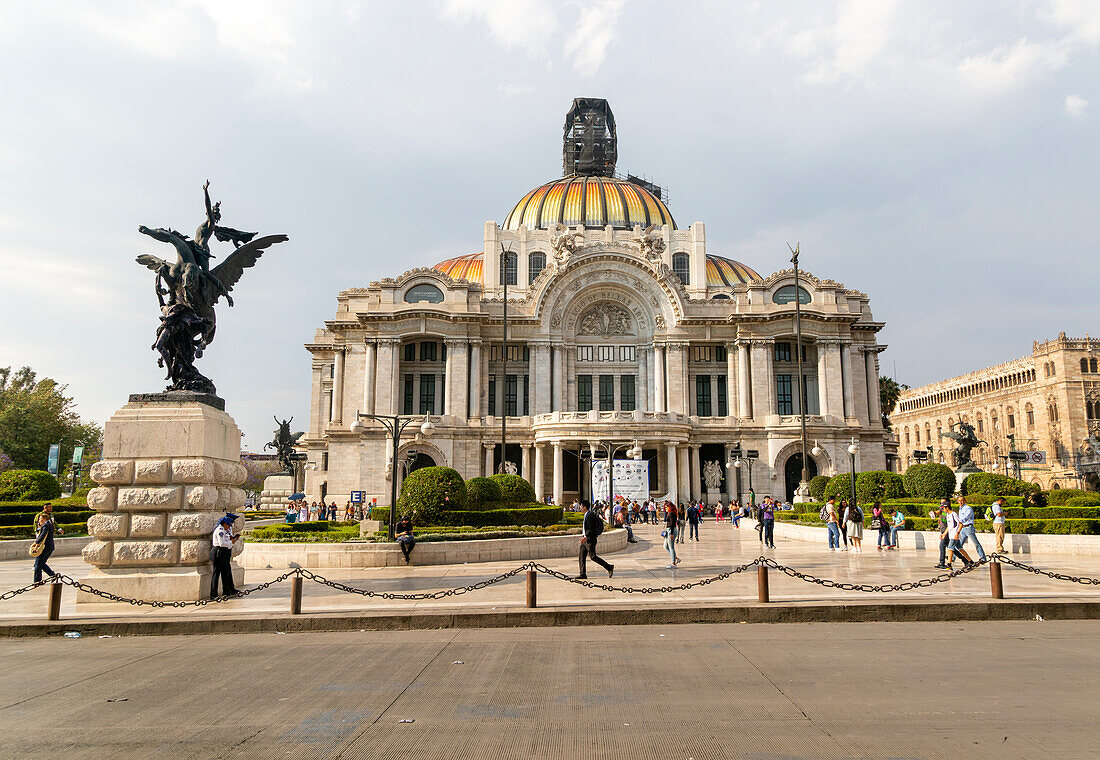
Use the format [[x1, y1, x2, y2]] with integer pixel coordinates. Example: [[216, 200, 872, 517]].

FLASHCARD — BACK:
[[577, 303, 633, 336]]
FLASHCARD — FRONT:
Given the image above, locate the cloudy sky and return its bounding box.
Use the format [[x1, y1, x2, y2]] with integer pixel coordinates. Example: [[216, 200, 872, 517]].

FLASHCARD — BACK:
[[1, 0, 1096, 448]]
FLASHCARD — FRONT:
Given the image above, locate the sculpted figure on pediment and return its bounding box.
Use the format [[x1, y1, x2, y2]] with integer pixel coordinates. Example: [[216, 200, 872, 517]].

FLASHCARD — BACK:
[[577, 303, 632, 336]]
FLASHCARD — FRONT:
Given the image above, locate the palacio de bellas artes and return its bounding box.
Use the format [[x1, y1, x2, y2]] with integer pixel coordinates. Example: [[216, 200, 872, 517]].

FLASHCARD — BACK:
[[303, 99, 890, 508]]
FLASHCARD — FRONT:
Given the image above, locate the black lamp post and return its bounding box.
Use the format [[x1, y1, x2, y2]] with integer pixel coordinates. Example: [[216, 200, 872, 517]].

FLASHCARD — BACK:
[[499, 242, 512, 475], [788, 242, 811, 501], [847, 438, 860, 508], [590, 440, 643, 506], [349, 412, 434, 540]]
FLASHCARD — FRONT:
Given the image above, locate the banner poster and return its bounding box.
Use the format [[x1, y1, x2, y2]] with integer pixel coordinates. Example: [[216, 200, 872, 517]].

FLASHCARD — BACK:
[[47, 444, 60, 476], [591, 459, 650, 502], [72, 446, 84, 466]]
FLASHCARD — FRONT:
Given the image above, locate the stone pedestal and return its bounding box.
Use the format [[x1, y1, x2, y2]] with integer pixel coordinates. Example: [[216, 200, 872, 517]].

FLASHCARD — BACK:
[[705, 489, 721, 506], [78, 399, 247, 603], [260, 474, 294, 510], [792, 482, 813, 504], [954, 465, 981, 496]]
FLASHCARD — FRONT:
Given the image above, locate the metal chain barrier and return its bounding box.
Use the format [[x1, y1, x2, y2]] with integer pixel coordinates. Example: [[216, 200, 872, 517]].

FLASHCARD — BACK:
[[991, 553, 1100, 586], [530, 560, 762, 594], [297, 564, 533, 600], [1, 555, 1099, 611]]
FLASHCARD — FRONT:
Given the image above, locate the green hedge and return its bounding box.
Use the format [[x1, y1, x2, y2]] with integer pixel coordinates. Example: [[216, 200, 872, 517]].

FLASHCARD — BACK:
[[0, 521, 87, 539], [465, 477, 502, 509], [1023, 506, 1100, 519], [0, 510, 93, 527], [963, 473, 1041, 501], [776, 513, 1100, 535], [824, 471, 905, 502], [489, 473, 535, 504], [0, 470, 62, 502], [435, 505, 563, 527], [1066, 495, 1100, 507], [902, 463, 956, 500], [397, 466, 467, 523], [808, 475, 830, 502], [1045, 489, 1093, 506], [0, 496, 88, 513]]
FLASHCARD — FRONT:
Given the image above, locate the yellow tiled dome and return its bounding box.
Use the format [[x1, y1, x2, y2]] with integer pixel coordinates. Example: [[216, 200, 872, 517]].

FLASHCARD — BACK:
[[503, 175, 675, 231]]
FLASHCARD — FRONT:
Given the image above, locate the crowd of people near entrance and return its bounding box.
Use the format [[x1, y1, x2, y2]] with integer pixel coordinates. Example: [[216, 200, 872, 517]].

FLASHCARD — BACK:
[[283, 500, 371, 523]]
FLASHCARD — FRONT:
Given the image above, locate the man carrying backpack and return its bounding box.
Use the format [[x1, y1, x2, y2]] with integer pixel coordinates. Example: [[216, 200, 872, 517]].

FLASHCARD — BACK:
[[578, 502, 614, 580]]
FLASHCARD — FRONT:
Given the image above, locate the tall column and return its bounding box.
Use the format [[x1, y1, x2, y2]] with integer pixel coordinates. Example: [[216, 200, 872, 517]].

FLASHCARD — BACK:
[[666, 343, 688, 414], [737, 342, 751, 418], [750, 340, 774, 420], [331, 348, 345, 425], [310, 365, 324, 435], [532, 343, 551, 414], [677, 446, 691, 504], [654, 344, 667, 413], [666, 443, 678, 503], [865, 347, 882, 426], [841, 342, 855, 420], [690, 445, 701, 501], [521, 444, 533, 482], [363, 340, 377, 415], [534, 445, 545, 500], [553, 443, 564, 506], [725, 342, 737, 418], [468, 340, 482, 419], [564, 344, 575, 412], [638, 346, 650, 412], [724, 444, 736, 503], [551, 344, 565, 412], [817, 342, 829, 418], [444, 339, 468, 418], [484, 444, 494, 478]]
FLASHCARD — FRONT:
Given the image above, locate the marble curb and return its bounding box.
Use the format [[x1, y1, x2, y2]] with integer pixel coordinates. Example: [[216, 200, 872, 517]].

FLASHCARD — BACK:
[[0, 537, 94, 562], [2, 599, 1098, 638]]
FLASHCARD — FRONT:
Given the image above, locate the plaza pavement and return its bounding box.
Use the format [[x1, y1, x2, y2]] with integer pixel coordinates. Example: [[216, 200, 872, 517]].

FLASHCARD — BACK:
[[1, 620, 1097, 759], [2, 519, 1099, 630]]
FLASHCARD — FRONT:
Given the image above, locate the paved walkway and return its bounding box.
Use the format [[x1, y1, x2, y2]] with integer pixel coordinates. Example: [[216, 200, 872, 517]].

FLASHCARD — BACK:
[[2, 620, 1097, 759], [3, 520, 1099, 623]]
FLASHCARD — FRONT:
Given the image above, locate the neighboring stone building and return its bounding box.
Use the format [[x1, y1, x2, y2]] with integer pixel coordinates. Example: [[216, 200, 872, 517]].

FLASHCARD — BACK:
[[891, 333, 1100, 490], [302, 99, 890, 507]]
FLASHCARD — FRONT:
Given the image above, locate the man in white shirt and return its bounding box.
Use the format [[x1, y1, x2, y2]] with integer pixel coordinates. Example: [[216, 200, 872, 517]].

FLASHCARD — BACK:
[[941, 502, 973, 569], [991, 497, 1007, 553], [210, 514, 240, 598], [956, 497, 986, 561]]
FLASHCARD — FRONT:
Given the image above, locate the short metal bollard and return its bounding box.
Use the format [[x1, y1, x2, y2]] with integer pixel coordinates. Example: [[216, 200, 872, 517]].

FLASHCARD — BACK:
[[47, 580, 62, 621], [290, 575, 303, 615], [526, 570, 537, 608], [990, 560, 1004, 599], [757, 564, 770, 603]]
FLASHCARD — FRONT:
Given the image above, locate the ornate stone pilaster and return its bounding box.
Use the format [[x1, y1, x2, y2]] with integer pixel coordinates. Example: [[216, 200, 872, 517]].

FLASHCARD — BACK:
[[331, 347, 346, 425]]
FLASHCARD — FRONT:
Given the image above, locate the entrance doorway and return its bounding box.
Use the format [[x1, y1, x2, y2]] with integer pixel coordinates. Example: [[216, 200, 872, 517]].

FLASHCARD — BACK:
[[784, 453, 818, 502], [406, 452, 436, 475]]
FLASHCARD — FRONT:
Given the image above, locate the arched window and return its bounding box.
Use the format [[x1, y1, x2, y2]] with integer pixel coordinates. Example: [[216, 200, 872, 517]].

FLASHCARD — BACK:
[[925, 423, 932, 443], [499, 250, 517, 286], [1048, 403, 1058, 423], [711, 293, 730, 300], [904, 427, 910, 445], [1082, 358, 1089, 373], [528, 252, 545, 284], [1025, 402, 1035, 427], [991, 411, 998, 431], [915, 427, 921, 445], [976, 413, 984, 433], [672, 253, 690, 285], [1092, 358, 1098, 373], [404, 283, 444, 304]]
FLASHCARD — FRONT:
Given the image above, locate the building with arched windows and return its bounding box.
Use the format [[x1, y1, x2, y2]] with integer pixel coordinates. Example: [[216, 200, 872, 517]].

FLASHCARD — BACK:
[[303, 99, 890, 506], [891, 332, 1100, 490]]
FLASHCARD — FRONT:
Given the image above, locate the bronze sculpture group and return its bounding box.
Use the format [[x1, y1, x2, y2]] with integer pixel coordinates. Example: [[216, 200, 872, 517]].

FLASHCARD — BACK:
[[136, 181, 288, 395], [266, 417, 305, 474]]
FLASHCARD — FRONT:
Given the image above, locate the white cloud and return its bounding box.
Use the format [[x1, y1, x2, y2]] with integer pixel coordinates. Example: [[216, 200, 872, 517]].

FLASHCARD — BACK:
[[1065, 93, 1088, 117], [956, 38, 1068, 93], [791, 0, 900, 85], [499, 82, 533, 97], [563, 0, 626, 74], [441, 0, 559, 58], [1040, 0, 1100, 44]]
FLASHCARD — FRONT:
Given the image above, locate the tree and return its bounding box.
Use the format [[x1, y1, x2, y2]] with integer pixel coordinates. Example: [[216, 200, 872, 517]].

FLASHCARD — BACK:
[[879, 376, 908, 429], [0, 366, 103, 470], [241, 455, 284, 495]]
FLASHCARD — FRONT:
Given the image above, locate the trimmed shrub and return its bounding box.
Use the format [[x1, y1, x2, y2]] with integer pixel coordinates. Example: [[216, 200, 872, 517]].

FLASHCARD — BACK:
[[489, 473, 535, 504], [902, 463, 956, 501], [465, 477, 502, 509], [1046, 489, 1094, 506], [963, 473, 1041, 502], [397, 466, 467, 524], [1024, 506, 1100, 519], [369, 506, 390, 523], [1065, 495, 1100, 507], [856, 471, 906, 501], [0, 470, 61, 502], [808, 475, 830, 502], [435, 505, 563, 527], [0, 495, 88, 514], [0, 510, 92, 527], [824, 474, 853, 501], [0, 521, 86, 539]]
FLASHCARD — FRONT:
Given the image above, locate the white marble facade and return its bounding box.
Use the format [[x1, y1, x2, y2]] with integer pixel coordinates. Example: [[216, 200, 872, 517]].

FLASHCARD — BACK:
[[303, 104, 889, 507]]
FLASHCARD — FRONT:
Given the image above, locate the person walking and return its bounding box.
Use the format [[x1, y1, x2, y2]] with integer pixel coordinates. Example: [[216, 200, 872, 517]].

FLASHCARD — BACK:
[[932, 500, 951, 569], [990, 497, 1007, 553], [844, 501, 863, 552], [647, 500, 657, 525], [577, 502, 614, 579], [676, 503, 687, 543], [823, 497, 841, 551], [663, 502, 681, 568], [942, 500, 974, 569], [889, 507, 905, 549], [686, 502, 702, 541], [298, 501, 309, 523], [956, 497, 986, 561], [31, 504, 63, 583], [872, 502, 890, 550], [210, 514, 240, 598], [394, 513, 416, 564], [760, 498, 775, 549]]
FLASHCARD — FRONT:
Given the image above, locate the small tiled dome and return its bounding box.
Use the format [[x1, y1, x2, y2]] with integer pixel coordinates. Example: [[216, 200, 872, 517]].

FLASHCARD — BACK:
[[432, 252, 483, 283], [706, 255, 761, 286]]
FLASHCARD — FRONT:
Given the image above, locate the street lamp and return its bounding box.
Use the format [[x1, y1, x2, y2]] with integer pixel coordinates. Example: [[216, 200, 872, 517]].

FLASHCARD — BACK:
[[349, 411, 434, 540], [847, 438, 860, 509], [590, 439, 642, 506], [726, 445, 759, 508], [788, 241, 811, 502]]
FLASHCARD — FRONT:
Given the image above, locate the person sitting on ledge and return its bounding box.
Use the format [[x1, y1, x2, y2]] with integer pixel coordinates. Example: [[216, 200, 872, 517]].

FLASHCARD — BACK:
[[395, 514, 416, 564]]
